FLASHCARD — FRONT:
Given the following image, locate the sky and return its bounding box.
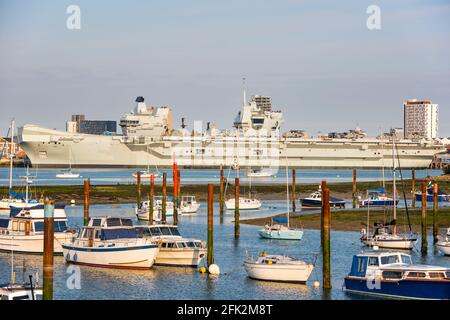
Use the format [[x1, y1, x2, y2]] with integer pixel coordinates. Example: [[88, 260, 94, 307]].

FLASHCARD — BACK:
[[0, 0, 449, 137]]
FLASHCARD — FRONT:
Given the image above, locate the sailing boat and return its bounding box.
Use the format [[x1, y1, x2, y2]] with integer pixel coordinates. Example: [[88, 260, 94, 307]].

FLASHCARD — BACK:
[[56, 147, 81, 178], [360, 137, 417, 249], [132, 146, 160, 178], [0, 120, 39, 212], [257, 165, 303, 240], [225, 165, 262, 210]]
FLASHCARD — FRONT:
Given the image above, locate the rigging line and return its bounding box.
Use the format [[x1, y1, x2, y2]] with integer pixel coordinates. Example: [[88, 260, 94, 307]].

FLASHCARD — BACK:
[[394, 142, 413, 233]]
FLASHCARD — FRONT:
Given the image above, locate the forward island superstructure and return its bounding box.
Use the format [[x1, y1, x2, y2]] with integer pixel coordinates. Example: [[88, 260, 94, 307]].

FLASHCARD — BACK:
[[17, 95, 446, 169]]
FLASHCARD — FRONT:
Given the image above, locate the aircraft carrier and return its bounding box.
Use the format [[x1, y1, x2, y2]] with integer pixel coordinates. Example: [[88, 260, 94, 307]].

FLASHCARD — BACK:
[[17, 95, 446, 169]]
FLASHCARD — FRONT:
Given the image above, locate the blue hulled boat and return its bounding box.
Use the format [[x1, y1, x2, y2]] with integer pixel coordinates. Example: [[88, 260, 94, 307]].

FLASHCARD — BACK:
[[258, 217, 303, 240], [359, 188, 399, 207], [415, 186, 450, 203], [344, 250, 450, 300]]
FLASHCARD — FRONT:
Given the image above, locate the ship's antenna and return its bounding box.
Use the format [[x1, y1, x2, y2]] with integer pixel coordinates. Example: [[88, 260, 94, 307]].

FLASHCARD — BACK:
[[242, 77, 247, 107]]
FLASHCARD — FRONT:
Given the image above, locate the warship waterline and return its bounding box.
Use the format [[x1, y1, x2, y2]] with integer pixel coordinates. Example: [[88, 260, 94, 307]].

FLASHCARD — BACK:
[[17, 96, 445, 169]]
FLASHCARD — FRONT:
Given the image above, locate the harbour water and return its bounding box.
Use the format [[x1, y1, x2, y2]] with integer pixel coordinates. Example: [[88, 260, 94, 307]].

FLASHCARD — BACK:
[[0, 201, 448, 300], [0, 168, 443, 187]]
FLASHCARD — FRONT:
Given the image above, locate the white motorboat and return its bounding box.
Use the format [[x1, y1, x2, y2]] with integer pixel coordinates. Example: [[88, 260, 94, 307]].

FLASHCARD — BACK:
[[136, 224, 207, 268], [0, 204, 69, 254], [225, 197, 261, 210], [62, 217, 159, 270], [179, 196, 200, 214], [247, 168, 275, 178], [132, 170, 160, 179], [135, 196, 175, 221], [0, 283, 42, 300], [437, 228, 450, 256], [244, 252, 314, 283]]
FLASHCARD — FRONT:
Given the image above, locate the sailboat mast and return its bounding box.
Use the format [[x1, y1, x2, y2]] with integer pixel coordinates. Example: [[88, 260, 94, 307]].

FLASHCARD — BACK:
[[25, 166, 29, 204], [9, 119, 15, 193], [392, 136, 397, 235]]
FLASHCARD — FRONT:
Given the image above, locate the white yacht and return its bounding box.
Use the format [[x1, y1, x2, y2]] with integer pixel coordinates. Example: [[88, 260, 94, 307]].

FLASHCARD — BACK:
[[437, 228, 450, 256], [55, 147, 81, 179], [135, 224, 207, 268], [0, 204, 69, 254], [135, 196, 175, 221], [244, 252, 314, 283], [225, 197, 261, 211], [179, 196, 200, 214], [247, 168, 275, 178], [62, 217, 159, 269]]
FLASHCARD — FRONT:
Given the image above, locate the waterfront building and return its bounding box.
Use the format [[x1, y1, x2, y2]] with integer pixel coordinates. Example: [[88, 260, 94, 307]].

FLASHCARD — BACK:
[[404, 99, 438, 140], [66, 121, 77, 133]]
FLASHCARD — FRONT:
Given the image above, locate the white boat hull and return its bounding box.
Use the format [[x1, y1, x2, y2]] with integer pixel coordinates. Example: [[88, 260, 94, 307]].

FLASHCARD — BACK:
[[62, 244, 159, 269], [225, 198, 261, 210], [437, 242, 450, 256], [244, 261, 313, 283], [362, 238, 417, 250], [155, 247, 207, 267], [56, 173, 81, 179], [180, 203, 200, 214], [0, 232, 67, 254]]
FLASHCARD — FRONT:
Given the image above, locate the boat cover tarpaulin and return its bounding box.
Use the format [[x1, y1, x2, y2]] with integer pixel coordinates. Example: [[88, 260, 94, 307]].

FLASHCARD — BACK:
[[273, 217, 288, 224], [367, 188, 385, 194]]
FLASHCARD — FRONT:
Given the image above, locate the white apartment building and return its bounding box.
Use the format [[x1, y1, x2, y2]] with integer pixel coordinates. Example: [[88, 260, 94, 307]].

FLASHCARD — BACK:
[[66, 121, 78, 133], [403, 99, 438, 140]]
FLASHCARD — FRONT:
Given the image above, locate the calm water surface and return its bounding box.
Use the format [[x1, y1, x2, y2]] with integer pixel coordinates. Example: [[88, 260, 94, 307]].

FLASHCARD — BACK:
[[0, 201, 448, 300]]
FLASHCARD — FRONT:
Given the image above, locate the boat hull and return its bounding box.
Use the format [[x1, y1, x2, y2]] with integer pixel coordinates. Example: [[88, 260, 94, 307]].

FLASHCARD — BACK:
[[360, 200, 399, 207], [244, 262, 313, 283], [62, 244, 159, 269], [301, 199, 345, 208], [155, 247, 207, 267], [415, 194, 450, 202], [437, 242, 450, 256], [0, 233, 67, 254], [258, 229, 303, 240], [362, 238, 417, 250], [344, 277, 450, 300]]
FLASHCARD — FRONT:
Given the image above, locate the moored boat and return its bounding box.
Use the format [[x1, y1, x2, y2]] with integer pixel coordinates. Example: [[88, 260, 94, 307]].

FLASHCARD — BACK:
[[343, 250, 450, 300], [0, 204, 69, 254], [179, 196, 200, 214], [135, 224, 207, 267], [244, 252, 314, 283], [300, 187, 346, 208], [135, 196, 175, 221], [225, 197, 261, 210], [415, 186, 450, 202], [62, 217, 159, 269], [359, 188, 398, 207], [437, 228, 450, 256], [360, 223, 418, 250]]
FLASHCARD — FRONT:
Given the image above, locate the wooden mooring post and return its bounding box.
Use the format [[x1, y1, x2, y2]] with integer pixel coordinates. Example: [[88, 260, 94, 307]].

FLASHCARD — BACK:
[[292, 169, 296, 212], [234, 177, 240, 239], [162, 172, 167, 223], [43, 198, 54, 300], [352, 168, 357, 208], [320, 180, 327, 247], [149, 174, 155, 223], [136, 171, 141, 209], [321, 185, 332, 289], [433, 183, 439, 244], [421, 182, 428, 255], [219, 166, 224, 223], [83, 179, 90, 226], [173, 165, 179, 225], [411, 169, 416, 208], [207, 183, 214, 267]]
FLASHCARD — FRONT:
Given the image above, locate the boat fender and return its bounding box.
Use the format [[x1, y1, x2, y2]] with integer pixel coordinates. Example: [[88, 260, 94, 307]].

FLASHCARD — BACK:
[[267, 260, 273, 265], [199, 267, 207, 274], [313, 281, 320, 288], [208, 264, 220, 275]]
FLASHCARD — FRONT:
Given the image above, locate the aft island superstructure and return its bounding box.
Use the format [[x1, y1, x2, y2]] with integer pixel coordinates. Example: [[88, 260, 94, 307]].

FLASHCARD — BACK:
[[17, 95, 446, 169]]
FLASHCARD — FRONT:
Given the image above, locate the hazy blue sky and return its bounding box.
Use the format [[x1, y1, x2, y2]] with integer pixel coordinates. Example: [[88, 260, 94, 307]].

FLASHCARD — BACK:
[[1, 0, 449, 137]]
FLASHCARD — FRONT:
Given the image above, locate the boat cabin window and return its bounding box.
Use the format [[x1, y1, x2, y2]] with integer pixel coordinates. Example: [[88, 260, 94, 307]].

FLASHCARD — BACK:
[[149, 227, 162, 236], [34, 221, 68, 233], [382, 271, 403, 280], [368, 257, 379, 266], [100, 228, 137, 240], [160, 227, 171, 236], [0, 219, 9, 228], [169, 227, 180, 236], [165, 242, 175, 248], [12, 294, 31, 300], [92, 219, 102, 227], [406, 272, 426, 278], [187, 241, 196, 248], [177, 242, 187, 248], [380, 255, 399, 265], [401, 255, 412, 264], [429, 272, 445, 279]]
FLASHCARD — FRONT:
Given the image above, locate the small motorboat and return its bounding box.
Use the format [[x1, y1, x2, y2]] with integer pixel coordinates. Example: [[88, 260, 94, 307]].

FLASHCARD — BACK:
[[135, 196, 175, 221], [360, 222, 417, 250], [136, 224, 207, 268], [0, 204, 69, 254], [55, 170, 81, 179], [225, 197, 261, 210], [258, 217, 303, 240], [359, 188, 398, 207], [343, 250, 450, 300], [247, 168, 275, 178], [244, 252, 314, 283], [415, 186, 450, 202], [437, 228, 450, 256], [0, 282, 42, 300], [62, 217, 159, 270], [179, 196, 200, 214], [300, 187, 346, 208]]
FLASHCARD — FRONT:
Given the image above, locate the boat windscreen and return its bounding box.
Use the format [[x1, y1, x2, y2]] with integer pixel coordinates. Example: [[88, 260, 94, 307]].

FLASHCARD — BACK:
[[169, 227, 180, 236], [149, 227, 162, 236], [0, 219, 9, 228], [100, 228, 137, 240], [160, 227, 171, 236]]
